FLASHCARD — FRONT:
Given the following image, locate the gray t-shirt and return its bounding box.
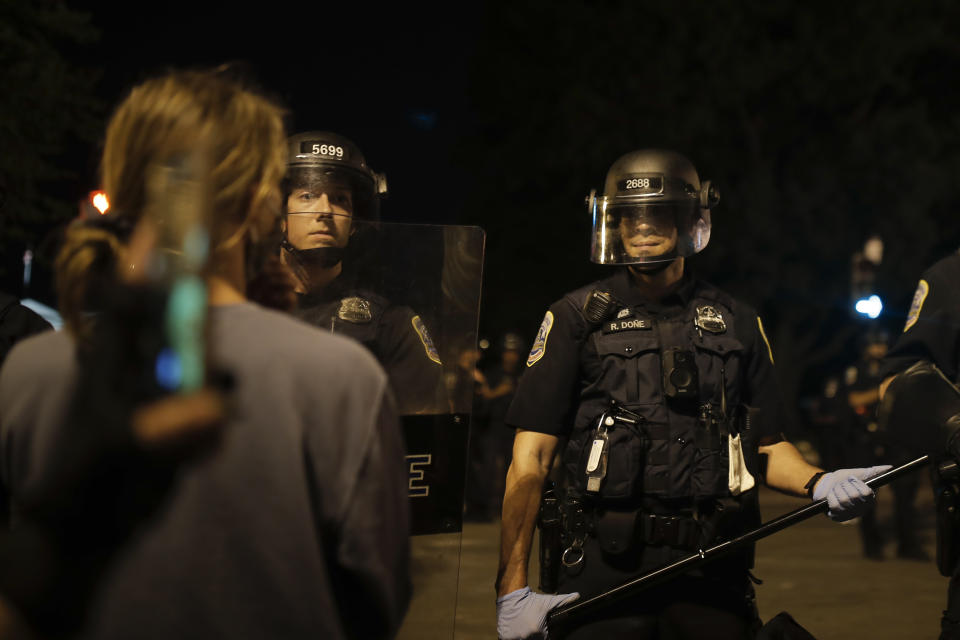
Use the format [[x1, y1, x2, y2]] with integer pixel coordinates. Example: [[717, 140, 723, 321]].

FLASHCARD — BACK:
[[0, 302, 410, 639]]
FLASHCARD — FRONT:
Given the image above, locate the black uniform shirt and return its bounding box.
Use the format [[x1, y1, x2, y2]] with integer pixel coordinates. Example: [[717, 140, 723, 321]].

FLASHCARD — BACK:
[[296, 277, 447, 414], [883, 251, 960, 381], [506, 268, 784, 443]]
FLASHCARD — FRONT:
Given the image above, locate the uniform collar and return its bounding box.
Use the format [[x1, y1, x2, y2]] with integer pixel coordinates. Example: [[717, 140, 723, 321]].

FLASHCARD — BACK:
[[299, 273, 354, 307], [608, 266, 697, 311]]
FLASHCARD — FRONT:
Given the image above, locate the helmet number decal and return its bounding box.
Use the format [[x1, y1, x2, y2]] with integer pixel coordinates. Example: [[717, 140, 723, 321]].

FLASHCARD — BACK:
[[616, 174, 664, 195], [298, 141, 347, 159], [311, 144, 343, 158], [624, 178, 652, 189]]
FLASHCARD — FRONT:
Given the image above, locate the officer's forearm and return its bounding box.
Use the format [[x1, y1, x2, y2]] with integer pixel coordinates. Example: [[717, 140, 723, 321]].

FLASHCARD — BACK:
[[496, 431, 557, 597], [760, 440, 822, 497]]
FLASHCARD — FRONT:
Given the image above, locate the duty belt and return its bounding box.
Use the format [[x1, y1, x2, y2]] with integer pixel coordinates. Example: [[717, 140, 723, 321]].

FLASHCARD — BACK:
[[639, 513, 702, 549], [562, 500, 703, 569]]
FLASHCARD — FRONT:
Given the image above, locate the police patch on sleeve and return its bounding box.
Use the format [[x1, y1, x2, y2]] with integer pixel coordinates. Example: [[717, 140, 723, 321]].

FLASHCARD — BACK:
[[903, 279, 930, 333], [526, 310, 554, 367], [411, 315, 442, 364]]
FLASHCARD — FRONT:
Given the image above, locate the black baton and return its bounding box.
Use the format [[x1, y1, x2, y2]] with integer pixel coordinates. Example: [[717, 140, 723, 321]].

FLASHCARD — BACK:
[[546, 455, 931, 638]]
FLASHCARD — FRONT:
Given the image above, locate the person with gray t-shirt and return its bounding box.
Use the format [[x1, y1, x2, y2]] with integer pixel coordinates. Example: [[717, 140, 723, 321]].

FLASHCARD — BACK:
[[1, 303, 409, 639]]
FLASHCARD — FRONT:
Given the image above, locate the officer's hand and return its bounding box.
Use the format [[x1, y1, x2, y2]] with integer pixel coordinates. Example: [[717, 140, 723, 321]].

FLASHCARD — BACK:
[[812, 465, 892, 521], [496, 587, 580, 640]]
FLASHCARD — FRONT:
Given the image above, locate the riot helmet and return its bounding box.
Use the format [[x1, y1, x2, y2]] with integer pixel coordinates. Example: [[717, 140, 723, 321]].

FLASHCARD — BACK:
[[282, 131, 387, 266], [587, 149, 718, 265]]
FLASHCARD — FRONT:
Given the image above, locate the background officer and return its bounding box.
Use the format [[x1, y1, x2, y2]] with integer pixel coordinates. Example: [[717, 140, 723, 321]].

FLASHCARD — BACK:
[[465, 332, 526, 521], [281, 131, 446, 414], [845, 330, 927, 561], [495, 149, 889, 639], [880, 249, 960, 638]]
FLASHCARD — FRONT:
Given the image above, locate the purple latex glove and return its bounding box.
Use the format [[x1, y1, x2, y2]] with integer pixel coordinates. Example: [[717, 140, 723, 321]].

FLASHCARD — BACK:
[[496, 587, 580, 639], [812, 465, 892, 521]]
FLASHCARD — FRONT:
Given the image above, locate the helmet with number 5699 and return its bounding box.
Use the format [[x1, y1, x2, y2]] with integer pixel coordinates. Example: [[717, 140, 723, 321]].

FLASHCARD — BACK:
[[285, 131, 387, 223]]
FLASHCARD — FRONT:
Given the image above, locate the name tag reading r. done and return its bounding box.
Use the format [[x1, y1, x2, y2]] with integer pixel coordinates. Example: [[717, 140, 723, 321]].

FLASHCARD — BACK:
[[603, 318, 653, 334]]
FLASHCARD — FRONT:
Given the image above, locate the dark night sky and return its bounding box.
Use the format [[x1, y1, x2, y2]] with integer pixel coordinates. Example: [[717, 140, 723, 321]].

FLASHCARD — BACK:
[[15, 2, 960, 403], [76, 2, 477, 226]]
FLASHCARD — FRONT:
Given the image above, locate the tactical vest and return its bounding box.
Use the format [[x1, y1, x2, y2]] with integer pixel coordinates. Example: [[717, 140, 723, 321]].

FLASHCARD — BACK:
[[562, 282, 761, 507]]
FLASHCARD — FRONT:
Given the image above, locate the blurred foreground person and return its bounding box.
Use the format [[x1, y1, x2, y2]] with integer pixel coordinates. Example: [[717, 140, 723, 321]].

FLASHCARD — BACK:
[[880, 250, 960, 639], [0, 69, 409, 639], [496, 150, 888, 639], [280, 132, 446, 414], [0, 294, 51, 369]]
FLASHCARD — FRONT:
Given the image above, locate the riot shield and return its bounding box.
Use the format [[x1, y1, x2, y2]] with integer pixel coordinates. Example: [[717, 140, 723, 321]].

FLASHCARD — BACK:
[[278, 220, 484, 639]]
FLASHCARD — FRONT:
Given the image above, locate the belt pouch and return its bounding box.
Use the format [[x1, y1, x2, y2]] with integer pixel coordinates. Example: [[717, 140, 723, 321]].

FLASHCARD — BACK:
[[596, 510, 638, 555]]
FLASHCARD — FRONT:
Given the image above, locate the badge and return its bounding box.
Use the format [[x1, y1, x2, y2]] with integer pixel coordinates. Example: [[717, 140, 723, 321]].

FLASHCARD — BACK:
[[616, 307, 633, 319], [338, 297, 372, 323], [411, 315, 442, 364], [695, 305, 726, 334], [527, 311, 554, 367], [602, 317, 652, 334], [903, 279, 929, 333]]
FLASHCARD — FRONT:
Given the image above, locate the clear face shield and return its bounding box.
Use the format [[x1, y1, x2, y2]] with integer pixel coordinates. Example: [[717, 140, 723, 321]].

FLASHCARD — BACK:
[[285, 164, 378, 218], [589, 196, 711, 265], [282, 166, 381, 267]]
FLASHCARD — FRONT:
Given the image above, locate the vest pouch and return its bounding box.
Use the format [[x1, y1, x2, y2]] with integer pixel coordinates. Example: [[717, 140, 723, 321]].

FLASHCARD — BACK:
[[575, 421, 646, 500], [594, 332, 661, 405], [690, 334, 744, 500], [691, 429, 729, 499], [692, 335, 744, 407]]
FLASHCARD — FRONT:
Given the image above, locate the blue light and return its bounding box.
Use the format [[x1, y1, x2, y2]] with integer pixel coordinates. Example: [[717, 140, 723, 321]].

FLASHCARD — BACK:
[[155, 347, 183, 391], [855, 295, 883, 319]]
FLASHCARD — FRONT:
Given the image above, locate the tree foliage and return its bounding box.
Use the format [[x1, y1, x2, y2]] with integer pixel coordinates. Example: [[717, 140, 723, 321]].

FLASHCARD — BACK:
[[0, 1, 101, 293], [460, 0, 960, 420]]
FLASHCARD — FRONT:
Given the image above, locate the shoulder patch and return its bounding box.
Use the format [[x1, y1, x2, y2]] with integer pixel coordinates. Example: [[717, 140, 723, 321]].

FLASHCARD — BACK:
[[411, 315, 442, 364], [527, 310, 554, 367], [757, 316, 775, 365], [903, 279, 930, 333]]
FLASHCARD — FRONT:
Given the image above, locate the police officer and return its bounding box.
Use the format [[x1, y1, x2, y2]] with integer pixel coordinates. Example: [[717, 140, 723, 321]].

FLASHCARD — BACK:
[[495, 150, 889, 639], [880, 250, 960, 638], [846, 330, 928, 561], [281, 131, 446, 414], [466, 333, 527, 521]]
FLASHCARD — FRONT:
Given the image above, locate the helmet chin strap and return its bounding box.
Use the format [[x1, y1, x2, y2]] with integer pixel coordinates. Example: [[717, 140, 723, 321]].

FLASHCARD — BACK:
[[280, 235, 344, 269], [630, 254, 678, 275]]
